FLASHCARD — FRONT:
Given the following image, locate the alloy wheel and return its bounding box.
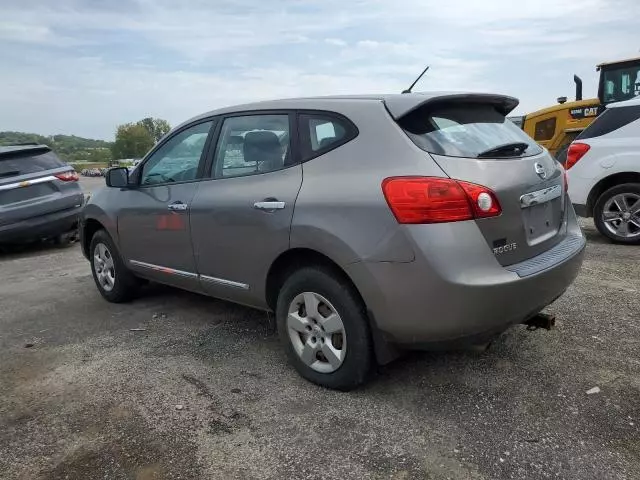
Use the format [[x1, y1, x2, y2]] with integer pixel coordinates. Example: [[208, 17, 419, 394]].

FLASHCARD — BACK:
[[602, 193, 640, 239]]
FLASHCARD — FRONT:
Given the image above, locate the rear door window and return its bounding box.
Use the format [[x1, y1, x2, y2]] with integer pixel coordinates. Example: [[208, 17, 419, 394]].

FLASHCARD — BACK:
[[399, 104, 543, 158], [0, 149, 66, 178], [212, 114, 291, 178], [577, 105, 640, 139]]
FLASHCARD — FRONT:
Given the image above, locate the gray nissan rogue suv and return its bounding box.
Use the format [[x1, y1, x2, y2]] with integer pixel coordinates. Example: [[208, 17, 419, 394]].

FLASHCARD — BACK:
[[81, 93, 585, 389]]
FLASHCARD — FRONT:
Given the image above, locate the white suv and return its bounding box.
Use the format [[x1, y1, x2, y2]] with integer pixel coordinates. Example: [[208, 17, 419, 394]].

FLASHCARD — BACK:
[[567, 96, 640, 244]]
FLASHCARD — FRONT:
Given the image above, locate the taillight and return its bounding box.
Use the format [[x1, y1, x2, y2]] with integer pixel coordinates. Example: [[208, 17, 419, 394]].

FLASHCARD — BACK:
[[566, 142, 590, 169], [55, 170, 79, 182], [381, 177, 502, 224]]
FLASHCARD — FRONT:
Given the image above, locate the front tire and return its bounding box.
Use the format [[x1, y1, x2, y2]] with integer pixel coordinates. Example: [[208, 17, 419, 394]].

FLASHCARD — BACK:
[[89, 229, 140, 302], [276, 266, 373, 390], [593, 183, 640, 244]]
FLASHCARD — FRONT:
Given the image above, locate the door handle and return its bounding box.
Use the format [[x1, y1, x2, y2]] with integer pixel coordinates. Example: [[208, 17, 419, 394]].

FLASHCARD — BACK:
[[167, 201, 188, 211], [253, 201, 285, 211]]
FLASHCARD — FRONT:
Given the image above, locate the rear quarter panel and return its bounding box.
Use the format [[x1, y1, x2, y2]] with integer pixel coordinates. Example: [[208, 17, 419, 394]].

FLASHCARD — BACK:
[[568, 137, 640, 206], [290, 100, 447, 266]]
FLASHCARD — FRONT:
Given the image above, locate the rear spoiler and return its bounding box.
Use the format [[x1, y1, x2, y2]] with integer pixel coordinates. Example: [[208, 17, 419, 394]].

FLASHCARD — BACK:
[[384, 93, 520, 120], [0, 144, 51, 158]]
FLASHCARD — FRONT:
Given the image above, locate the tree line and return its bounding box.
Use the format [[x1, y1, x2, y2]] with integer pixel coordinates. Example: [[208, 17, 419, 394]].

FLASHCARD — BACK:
[[0, 117, 172, 164]]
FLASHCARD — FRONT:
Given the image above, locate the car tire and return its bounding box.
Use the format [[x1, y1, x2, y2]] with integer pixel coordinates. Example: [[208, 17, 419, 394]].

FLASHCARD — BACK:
[[593, 183, 640, 245], [53, 229, 77, 248], [89, 229, 140, 302], [276, 266, 373, 391]]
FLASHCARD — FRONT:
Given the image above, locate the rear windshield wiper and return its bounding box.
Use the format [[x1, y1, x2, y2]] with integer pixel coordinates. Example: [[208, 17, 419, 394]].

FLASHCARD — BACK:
[[0, 170, 21, 178], [477, 142, 529, 158]]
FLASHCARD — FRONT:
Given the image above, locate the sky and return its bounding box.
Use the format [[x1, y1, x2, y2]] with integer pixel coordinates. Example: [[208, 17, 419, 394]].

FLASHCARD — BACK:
[[1, 0, 639, 140]]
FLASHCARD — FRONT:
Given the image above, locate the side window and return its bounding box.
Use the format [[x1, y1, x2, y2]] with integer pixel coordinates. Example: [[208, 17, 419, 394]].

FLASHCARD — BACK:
[[534, 118, 556, 141], [577, 105, 640, 140], [299, 113, 355, 160], [213, 115, 290, 178], [140, 121, 213, 186]]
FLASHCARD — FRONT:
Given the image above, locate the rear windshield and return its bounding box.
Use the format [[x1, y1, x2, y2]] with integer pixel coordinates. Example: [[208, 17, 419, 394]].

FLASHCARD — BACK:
[[399, 104, 543, 158], [0, 149, 66, 178]]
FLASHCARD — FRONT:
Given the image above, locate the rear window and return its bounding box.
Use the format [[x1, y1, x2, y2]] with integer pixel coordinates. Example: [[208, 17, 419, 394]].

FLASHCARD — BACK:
[[577, 105, 640, 140], [399, 104, 543, 158], [0, 149, 66, 178]]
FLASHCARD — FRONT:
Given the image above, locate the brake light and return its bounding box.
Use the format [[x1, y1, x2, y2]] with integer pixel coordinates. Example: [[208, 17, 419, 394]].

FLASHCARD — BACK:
[[381, 177, 501, 224], [566, 143, 590, 169], [55, 171, 79, 182]]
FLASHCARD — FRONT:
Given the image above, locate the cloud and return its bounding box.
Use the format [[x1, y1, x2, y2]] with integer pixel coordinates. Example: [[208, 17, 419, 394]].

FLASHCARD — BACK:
[[325, 38, 347, 47], [0, 0, 639, 138]]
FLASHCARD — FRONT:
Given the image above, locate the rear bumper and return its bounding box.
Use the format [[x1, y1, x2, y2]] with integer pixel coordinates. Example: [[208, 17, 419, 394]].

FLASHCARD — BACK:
[[346, 209, 586, 345], [0, 206, 82, 243]]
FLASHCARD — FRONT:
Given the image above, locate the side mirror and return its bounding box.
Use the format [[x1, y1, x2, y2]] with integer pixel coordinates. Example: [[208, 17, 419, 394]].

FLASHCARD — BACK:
[[105, 167, 130, 188]]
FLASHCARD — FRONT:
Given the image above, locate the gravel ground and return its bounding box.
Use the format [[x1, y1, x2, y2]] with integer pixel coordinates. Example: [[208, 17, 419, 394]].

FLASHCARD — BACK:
[[78, 176, 106, 196], [0, 220, 638, 480]]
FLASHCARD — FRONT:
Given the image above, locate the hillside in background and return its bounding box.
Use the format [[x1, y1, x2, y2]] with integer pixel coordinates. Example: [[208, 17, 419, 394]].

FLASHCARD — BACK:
[[0, 131, 113, 163]]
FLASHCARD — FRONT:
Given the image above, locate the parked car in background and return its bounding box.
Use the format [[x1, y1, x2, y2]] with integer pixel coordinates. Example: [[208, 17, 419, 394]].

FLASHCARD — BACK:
[[127, 159, 142, 173], [567, 96, 640, 244], [0, 144, 84, 245], [81, 93, 585, 389]]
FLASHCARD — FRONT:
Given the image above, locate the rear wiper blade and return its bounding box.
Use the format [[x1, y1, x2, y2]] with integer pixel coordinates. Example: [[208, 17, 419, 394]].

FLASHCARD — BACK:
[[477, 142, 529, 158], [0, 170, 21, 178]]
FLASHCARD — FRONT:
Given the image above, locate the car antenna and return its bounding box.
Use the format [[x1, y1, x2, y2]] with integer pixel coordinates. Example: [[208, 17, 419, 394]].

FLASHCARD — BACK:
[[402, 65, 430, 94]]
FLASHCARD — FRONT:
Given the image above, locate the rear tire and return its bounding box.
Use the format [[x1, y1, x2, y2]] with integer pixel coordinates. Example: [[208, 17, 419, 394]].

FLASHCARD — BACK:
[[276, 266, 373, 390], [593, 183, 640, 245], [89, 229, 140, 302], [53, 228, 77, 248]]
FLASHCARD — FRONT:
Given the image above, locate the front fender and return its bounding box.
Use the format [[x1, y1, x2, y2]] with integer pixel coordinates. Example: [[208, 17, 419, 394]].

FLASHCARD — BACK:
[[81, 188, 121, 252]]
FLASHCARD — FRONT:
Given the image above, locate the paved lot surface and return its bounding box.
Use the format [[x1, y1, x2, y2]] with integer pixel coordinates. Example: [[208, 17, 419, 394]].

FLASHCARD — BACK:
[[0, 221, 638, 479]]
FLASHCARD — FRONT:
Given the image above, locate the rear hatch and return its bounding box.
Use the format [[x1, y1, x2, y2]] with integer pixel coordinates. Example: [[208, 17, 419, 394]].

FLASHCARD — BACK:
[[396, 98, 567, 266], [0, 146, 83, 227]]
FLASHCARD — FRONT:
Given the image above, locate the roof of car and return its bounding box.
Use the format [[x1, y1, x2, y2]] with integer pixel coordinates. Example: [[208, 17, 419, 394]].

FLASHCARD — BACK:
[[180, 92, 519, 130], [0, 144, 51, 156], [606, 96, 640, 108]]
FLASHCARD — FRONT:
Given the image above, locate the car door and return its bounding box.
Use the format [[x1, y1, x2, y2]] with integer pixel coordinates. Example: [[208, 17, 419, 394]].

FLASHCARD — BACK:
[[189, 112, 302, 308], [117, 120, 215, 291]]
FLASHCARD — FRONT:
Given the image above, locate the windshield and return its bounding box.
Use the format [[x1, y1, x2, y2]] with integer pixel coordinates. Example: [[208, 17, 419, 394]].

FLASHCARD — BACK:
[[601, 64, 640, 104], [399, 104, 542, 159]]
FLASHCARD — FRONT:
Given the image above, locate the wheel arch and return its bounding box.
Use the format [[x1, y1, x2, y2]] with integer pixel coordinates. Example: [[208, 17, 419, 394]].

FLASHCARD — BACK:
[[264, 248, 400, 365], [586, 172, 640, 216], [265, 248, 360, 312], [81, 218, 106, 258]]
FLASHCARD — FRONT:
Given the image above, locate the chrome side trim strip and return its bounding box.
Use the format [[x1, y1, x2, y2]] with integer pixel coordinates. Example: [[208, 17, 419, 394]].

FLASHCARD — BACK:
[[200, 274, 250, 290], [520, 184, 562, 208], [0, 175, 58, 192], [128, 260, 249, 290], [129, 260, 198, 279]]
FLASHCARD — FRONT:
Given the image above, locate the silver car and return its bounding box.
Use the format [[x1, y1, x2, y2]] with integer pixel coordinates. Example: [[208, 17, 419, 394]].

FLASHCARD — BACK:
[[80, 93, 585, 389]]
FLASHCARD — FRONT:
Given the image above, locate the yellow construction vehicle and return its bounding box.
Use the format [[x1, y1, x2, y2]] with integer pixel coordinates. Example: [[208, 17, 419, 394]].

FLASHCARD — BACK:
[[513, 57, 640, 162]]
